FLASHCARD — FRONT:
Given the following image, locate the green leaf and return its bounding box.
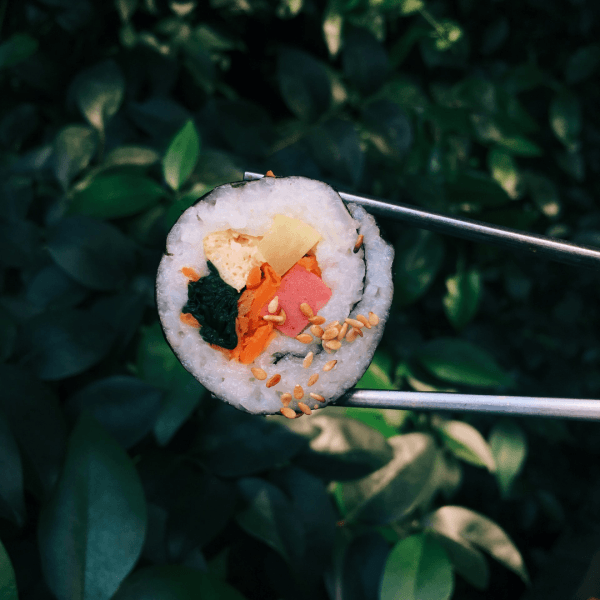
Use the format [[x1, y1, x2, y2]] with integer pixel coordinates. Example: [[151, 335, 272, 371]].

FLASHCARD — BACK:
[[425, 506, 529, 583], [343, 407, 402, 438], [69, 174, 166, 219], [48, 216, 136, 291], [445, 171, 509, 208], [356, 350, 395, 390], [0, 409, 25, 526], [104, 145, 160, 168], [394, 229, 444, 306], [162, 120, 201, 191], [38, 413, 147, 600], [434, 419, 496, 472], [53, 125, 97, 190], [19, 308, 114, 380], [236, 477, 305, 564], [429, 532, 489, 590], [115, 0, 139, 21], [342, 433, 438, 524], [66, 376, 163, 450], [416, 338, 511, 388], [524, 172, 561, 218], [112, 566, 247, 600], [323, 4, 343, 56], [136, 323, 205, 446], [0, 539, 18, 600], [277, 48, 332, 122], [0, 365, 67, 496], [0, 33, 38, 69], [400, 0, 424, 14], [494, 135, 542, 157], [489, 420, 527, 497], [565, 44, 600, 84], [72, 61, 125, 132], [488, 148, 520, 199], [549, 91, 581, 147], [362, 100, 413, 160], [342, 28, 388, 95], [380, 533, 454, 600], [442, 268, 481, 330], [285, 413, 393, 481]]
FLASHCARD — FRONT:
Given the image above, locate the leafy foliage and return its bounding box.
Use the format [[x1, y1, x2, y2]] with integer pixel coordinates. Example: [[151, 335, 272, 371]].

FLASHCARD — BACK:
[[1, 0, 598, 599]]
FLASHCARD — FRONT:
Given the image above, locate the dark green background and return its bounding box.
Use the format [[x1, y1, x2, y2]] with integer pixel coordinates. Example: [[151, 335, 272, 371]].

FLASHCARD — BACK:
[[1, 0, 600, 599]]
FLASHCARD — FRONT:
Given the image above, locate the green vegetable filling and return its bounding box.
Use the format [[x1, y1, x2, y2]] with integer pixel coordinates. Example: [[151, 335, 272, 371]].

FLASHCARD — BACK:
[[182, 261, 241, 350]]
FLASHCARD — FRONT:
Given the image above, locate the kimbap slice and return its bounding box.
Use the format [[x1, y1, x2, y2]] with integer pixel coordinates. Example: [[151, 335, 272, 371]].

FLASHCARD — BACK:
[[156, 175, 394, 416]]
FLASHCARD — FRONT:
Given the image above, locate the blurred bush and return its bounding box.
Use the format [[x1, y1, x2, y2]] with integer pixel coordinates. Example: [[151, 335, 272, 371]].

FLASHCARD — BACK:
[[2, 0, 600, 599]]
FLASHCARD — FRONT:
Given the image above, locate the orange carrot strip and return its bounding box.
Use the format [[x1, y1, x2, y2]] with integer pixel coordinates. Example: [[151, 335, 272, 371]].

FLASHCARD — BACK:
[[180, 313, 200, 328], [245, 265, 263, 289], [265, 170, 275, 177], [239, 323, 274, 364], [297, 255, 322, 278], [181, 267, 200, 281]]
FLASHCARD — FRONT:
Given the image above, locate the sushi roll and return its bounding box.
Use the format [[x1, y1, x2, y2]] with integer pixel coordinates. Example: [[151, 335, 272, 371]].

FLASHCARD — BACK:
[[156, 175, 394, 417]]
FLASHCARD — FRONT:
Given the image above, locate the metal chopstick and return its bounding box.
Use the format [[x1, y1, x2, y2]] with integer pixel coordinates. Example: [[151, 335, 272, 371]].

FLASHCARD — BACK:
[[336, 390, 600, 421], [244, 172, 600, 270], [243, 172, 600, 420]]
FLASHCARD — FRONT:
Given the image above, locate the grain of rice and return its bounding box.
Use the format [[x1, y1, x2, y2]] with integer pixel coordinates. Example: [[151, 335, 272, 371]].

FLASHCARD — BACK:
[[294, 384, 304, 399], [298, 402, 312, 415], [310, 392, 325, 402], [296, 334, 313, 344], [303, 352, 314, 368], [251, 367, 267, 380], [323, 360, 337, 372], [368, 311, 380, 325], [266, 374, 281, 388], [281, 407, 296, 419], [268, 296, 279, 314], [308, 373, 319, 386]]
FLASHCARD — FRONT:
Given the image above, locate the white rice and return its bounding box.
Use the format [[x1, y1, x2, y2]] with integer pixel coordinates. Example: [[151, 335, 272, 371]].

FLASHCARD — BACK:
[[156, 176, 394, 415]]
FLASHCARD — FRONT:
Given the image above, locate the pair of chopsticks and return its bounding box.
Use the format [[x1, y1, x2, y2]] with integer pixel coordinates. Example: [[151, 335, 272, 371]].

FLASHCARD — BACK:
[[244, 172, 600, 421]]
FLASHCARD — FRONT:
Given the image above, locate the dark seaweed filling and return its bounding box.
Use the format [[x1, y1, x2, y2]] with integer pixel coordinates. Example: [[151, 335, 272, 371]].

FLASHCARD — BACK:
[[182, 261, 241, 350]]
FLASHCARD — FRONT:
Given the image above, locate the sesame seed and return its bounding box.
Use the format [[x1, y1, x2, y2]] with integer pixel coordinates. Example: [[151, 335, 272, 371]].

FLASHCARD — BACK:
[[368, 311, 380, 325], [300, 303, 314, 318], [309, 392, 325, 402], [251, 367, 267, 380], [322, 340, 333, 353], [325, 321, 340, 330], [325, 340, 342, 350], [310, 325, 324, 338], [353, 234, 364, 253], [346, 328, 359, 343], [266, 374, 281, 388], [298, 402, 312, 415], [280, 393, 292, 406], [357, 314, 371, 329], [344, 318, 364, 329], [303, 352, 314, 368], [353, 326, 364, 337], [308, 316, 326, 325], [322, 328, 339, 341], [337, 323, 348, 341], [296, 334, 313, 344], [279, 308, 286, 324], [281, 407, 296, 419], [313, 404, 319, 409], [308, 373, 319, 386], [323, 360, 337, 372], [294, 384, 304, 399], [263, 315, 285, 323], [268, 296, 279, 314]]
